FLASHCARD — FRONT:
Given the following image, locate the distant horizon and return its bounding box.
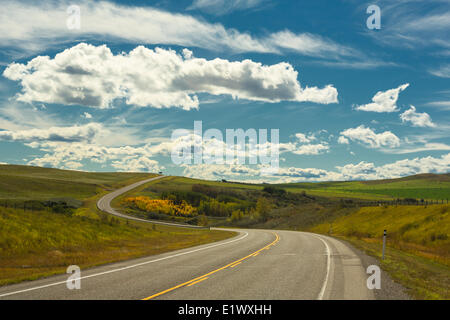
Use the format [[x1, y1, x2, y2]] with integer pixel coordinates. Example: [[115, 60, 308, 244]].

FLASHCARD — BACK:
[[1, 162, 448, 185]]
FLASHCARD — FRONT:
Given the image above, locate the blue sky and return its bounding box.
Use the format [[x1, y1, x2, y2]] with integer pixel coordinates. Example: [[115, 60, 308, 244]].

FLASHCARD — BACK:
[[0, 0, 449, 182]]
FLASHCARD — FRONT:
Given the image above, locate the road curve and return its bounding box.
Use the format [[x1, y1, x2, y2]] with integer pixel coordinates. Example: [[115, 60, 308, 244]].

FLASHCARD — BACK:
[[97, 175, 207, 229], [0, 177, 377, 300], [0, 228, 375, 300]]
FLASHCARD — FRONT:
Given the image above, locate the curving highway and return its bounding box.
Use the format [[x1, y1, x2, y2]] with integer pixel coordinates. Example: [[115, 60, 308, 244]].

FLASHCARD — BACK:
[[0, 176, 377, 300], [96, 175, 207, 229]]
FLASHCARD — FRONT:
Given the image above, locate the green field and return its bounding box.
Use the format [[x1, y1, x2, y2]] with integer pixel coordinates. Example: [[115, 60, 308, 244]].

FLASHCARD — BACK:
[[127, 173, 450, 201], [276, 173, 450, 200]]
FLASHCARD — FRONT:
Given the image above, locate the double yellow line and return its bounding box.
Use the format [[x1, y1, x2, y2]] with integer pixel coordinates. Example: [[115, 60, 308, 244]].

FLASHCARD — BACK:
[[142, 232, 280, 300]]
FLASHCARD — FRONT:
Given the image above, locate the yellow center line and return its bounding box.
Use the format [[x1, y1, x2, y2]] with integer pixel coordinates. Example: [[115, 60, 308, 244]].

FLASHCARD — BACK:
[[230, 262, 241, 268], [186, 277, 208, 287], [142, 232, 280, 300]]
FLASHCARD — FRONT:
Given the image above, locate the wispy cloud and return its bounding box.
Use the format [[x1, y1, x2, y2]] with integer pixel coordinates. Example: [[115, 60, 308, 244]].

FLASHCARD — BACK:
[[0, 0, 389, 69], [187, 0, 267, 15], [426, 101, 450, 111], [386, 143, 450, 155], [429, 64, 450, 78], [365, 1, 450, 51], [0, 123, 105, 143]]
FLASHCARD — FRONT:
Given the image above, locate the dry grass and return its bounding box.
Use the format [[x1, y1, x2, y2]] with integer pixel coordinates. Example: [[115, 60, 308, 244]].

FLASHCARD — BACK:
[[0, 207, 235, 286], [311, 204, 450, 299]]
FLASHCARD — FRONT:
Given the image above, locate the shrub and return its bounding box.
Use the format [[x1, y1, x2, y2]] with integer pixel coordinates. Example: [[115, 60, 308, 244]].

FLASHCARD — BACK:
[[124, 197, 197, 217]]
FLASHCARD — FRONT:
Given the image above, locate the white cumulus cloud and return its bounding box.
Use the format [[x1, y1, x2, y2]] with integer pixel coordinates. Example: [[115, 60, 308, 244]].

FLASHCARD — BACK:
[[292, 143, 329, 155], [355, 83, 409, 113], [339, 125, 400, 149], [83, 112, 92, 119], [111, 156, 164, 173], [180, 153, 450, 182], [3, 43, 339, 109], [337, 136, 349, 144], [400, 106, 435, 127]]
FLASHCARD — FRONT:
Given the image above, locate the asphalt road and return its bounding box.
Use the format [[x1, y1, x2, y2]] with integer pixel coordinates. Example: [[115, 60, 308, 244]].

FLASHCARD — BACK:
[[0, 176, 377, 300], [96, 175, 206, 228]]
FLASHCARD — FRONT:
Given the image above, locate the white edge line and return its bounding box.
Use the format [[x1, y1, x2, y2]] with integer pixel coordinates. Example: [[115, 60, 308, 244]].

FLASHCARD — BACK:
[[0, 231, 249, 298], [312, 234, 331, 300]]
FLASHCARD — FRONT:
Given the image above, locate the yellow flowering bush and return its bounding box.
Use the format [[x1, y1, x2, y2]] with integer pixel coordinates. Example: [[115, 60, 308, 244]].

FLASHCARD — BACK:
[[124, 196, 197, 217]]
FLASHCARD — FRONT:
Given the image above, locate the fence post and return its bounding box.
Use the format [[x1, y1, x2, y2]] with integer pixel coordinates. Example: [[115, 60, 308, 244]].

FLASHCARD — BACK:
[[382, 229, 387, 260]]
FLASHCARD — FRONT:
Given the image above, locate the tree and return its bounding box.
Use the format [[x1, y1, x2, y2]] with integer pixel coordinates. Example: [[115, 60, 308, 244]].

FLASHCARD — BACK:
[[230, 209, 244, 222], [256, 197, 272, 221], [198, 215, 209, 227]]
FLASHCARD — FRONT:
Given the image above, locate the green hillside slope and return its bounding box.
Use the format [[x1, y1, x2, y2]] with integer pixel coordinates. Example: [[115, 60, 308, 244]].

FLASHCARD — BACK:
[[276, 173, 450, 200], [0, 165, 234, 285]]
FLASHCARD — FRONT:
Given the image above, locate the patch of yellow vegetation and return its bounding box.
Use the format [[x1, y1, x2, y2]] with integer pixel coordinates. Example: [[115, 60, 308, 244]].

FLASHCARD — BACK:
[[124, 196, 197, 217]]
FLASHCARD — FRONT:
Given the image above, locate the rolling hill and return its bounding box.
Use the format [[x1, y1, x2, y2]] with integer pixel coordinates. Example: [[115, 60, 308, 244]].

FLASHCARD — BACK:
[[0, 165, 234, 285]]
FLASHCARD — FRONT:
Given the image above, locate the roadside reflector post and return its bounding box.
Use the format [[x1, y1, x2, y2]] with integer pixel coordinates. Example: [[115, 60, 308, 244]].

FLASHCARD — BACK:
[[382, 229, 387, 260]]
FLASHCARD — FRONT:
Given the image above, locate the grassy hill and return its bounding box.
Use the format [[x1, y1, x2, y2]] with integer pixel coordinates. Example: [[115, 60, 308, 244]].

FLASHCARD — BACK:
[[311, 204, 450, 299], [116, 173, 450, 200], [276, 173, 450, 200], [111, 174, 450, 229], [136, 173, 450, 201], [0, 164, 158, 200], [0, 165, 235, 285]]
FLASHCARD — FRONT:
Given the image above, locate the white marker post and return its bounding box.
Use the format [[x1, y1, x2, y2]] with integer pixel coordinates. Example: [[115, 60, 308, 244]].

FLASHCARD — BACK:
[[382, 230, 387, 260]]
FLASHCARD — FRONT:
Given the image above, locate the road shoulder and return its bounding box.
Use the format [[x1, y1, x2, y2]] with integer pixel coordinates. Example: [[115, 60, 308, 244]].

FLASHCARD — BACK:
[[330, 236, 411, 300]]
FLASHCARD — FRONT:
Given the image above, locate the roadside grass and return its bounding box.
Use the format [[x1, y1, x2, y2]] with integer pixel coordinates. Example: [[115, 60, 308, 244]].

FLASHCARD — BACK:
[[310, 204, 450, 299], [336, 237, 450, 300], [0, 206, 235, 286], [0, 165, 235, 285]]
